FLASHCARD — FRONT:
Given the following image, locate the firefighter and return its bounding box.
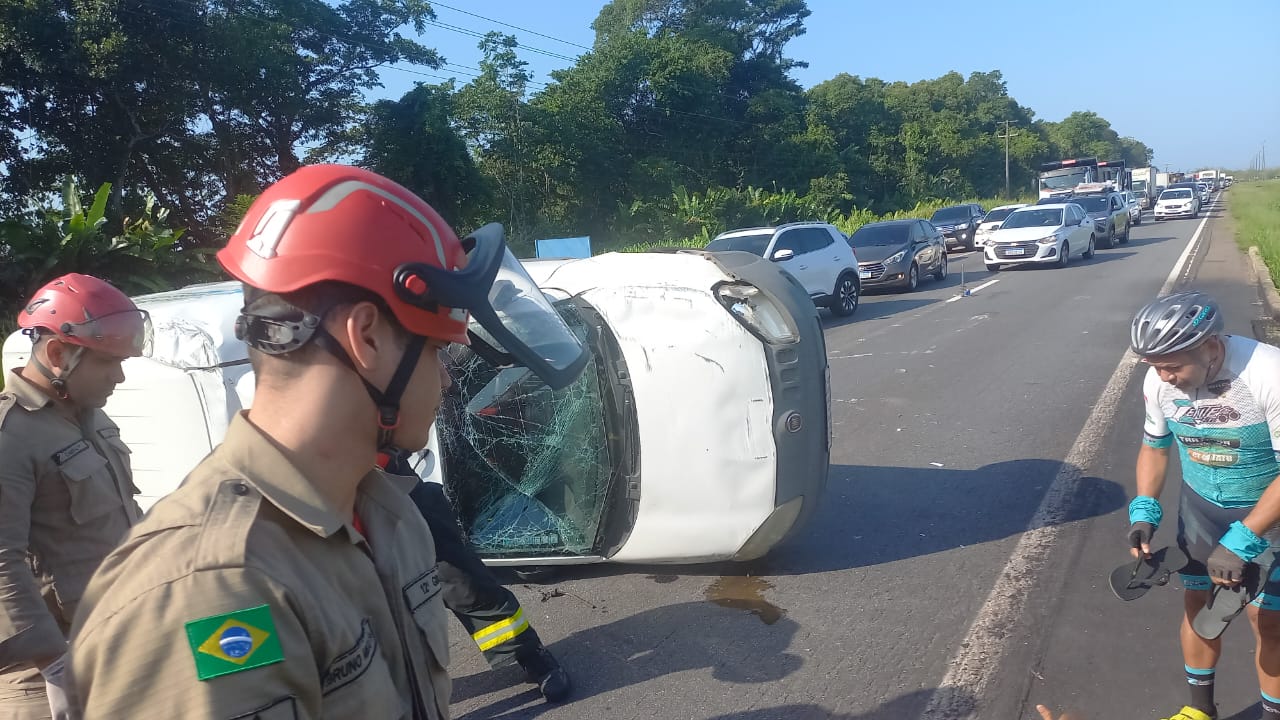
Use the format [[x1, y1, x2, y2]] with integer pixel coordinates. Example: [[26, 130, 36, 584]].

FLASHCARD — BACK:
[[380, 449, 571, 703], [0, 274, 150, 719]]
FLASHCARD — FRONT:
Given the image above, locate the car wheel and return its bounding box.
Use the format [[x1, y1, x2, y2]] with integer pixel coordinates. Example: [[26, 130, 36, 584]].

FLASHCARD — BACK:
[[1135, 213, 1142, 226], [1120, 223, 1131, 244], [830, 273, 859, 317], [985, 263, 1001, 272], [1083, 234, 1095, 259], [1098, 226, 1114, 249], [906, 263, 919, 292], [933, 253, 948, 281], [1057, 241, 1070, 268]]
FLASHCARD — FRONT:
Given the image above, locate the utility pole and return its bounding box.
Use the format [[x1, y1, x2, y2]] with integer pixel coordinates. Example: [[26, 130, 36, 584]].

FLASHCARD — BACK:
[[997, 120, 1019, 198]]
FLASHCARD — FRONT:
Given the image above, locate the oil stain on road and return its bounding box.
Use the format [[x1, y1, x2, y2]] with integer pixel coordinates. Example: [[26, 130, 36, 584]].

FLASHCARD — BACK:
[[705, 575, 787, 625]]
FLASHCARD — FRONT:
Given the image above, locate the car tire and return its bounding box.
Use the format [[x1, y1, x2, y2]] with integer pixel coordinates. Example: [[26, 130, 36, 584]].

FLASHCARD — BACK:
[[1057, 241, 1070, 268], [1120, 223, 1131, 244], [1135, 213, 1142, 226], [985, 263, 1001, 272], [906, 263, 920, 292], [830, 273, 859, 317], [933, 253, 948, 281], [1098, 227, 1114, 249], [1083, 234, 1095, 259]]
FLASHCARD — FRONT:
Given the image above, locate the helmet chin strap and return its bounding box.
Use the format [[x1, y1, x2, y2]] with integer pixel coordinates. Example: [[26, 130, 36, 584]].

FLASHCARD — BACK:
[[312, 329, 427, 451], [29, 343, 85, 402]]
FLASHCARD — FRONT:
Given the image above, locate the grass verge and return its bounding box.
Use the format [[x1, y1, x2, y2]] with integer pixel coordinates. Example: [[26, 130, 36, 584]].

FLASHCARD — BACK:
[[1230, 180, 1280, 287]]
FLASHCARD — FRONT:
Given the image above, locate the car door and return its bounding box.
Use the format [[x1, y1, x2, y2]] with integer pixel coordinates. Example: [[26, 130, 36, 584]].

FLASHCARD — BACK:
[[802, 226, 842, 293], [1110, 194, 1127, 234], [768, 229, 810, 291], [1066, 205, 1088, 253], [913, 220, 938, 273]]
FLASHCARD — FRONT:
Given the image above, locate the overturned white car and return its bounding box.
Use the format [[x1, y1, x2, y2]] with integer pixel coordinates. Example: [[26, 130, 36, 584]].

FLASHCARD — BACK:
[[3, 249, 831, 567]]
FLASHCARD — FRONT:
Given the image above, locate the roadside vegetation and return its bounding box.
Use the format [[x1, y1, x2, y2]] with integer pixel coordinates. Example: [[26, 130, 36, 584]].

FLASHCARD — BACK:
[[0, 0, 1158, 325], [1231, 179, 1280, 286]]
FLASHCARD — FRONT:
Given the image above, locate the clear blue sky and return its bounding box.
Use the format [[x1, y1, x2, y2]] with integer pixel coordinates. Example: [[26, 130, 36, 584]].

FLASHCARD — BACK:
[[376, 0, 1279, 174]]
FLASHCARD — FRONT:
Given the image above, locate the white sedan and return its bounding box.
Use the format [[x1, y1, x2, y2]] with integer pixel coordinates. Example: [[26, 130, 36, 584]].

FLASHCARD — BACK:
[[1154, 188, 1200, 220], [983, 203, 1097, 271], [3, 249, 831, 568]]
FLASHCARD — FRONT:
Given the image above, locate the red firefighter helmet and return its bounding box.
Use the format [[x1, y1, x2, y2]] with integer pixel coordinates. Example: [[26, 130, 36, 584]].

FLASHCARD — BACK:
[[18, 273, 151, 358], [216, 164, 472, 344]]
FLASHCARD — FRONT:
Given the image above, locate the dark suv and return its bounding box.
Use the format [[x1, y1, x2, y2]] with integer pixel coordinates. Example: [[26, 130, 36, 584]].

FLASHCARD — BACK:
[[929, 204, 986, 251]]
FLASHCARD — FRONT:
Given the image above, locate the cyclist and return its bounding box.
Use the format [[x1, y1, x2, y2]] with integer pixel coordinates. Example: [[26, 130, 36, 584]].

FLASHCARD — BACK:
[[1127, 291, 1280, 720]]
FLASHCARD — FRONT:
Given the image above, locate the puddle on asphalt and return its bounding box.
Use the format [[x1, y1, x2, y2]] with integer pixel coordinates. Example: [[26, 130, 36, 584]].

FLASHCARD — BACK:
[[704, 575, 787, 625], [646, 573, 679, 584]]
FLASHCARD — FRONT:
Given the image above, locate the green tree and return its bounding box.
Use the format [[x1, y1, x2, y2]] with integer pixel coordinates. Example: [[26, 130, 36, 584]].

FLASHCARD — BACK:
[[361, 82, 490, 228]]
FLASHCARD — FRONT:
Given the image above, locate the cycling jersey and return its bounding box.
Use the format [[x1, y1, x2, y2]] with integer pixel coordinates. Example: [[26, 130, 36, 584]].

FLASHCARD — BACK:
[[1143, 335, 1280, 508]]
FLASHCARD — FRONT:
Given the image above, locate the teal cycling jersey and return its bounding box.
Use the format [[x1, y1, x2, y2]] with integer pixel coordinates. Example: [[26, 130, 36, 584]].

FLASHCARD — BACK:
[[1143, 335, 1280, 508]]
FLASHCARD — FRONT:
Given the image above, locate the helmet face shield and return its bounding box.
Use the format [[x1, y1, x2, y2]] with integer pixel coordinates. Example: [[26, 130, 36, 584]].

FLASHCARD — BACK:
[[394, 223, 589, 390], [62, 309, 154, 358]]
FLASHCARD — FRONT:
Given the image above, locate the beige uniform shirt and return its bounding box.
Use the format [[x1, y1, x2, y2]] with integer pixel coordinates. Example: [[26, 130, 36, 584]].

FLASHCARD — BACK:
[[0, 370, 141, 689], [69, 412, 453, 719]]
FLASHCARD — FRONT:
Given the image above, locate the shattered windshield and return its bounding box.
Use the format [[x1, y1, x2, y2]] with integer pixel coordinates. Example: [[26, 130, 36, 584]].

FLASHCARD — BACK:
[[436, 301, 616, 558]]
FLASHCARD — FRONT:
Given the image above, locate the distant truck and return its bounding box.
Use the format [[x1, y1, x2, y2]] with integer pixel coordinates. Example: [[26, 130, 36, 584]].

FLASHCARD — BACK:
[[1196, 169, 1221, 190], [1130, 167, 1158, 209], [1037, 157, 1129, 200], [1156, 172, 1171, 191]]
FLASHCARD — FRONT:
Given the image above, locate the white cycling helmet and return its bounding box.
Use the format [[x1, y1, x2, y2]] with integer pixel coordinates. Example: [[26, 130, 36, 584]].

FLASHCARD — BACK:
[[1130, 291, 1223, 357]]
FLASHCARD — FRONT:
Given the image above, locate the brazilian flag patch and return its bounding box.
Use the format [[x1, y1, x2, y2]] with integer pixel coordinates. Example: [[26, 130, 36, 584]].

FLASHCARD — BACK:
[[184, 604, 285, 681]]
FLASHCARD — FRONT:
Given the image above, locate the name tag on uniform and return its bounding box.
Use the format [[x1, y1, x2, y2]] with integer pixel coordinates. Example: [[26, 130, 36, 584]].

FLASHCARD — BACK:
[[52, 440, 90, 466], [403, 566, 442, 611], [321, 618, 378, 695]]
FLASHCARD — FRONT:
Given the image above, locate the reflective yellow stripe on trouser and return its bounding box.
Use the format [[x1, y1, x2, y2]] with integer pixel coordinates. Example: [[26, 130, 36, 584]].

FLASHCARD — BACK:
[[472, 608, 531, 652]]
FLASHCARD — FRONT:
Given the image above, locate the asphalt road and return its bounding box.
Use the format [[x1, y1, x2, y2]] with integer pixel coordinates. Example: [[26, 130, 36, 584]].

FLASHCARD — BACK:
[[446, 196, 1253, 720]]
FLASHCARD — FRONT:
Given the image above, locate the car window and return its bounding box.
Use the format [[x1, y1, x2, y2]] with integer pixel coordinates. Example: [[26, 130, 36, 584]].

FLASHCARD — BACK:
[[705, 231, 773, 256], [802, 227, 834, 253], [773, 230, 803, 254], [917, 221, 935, 240]]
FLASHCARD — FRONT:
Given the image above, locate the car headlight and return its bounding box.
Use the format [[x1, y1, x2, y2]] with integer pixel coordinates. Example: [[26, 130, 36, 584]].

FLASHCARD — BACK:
[[1037, 235, 1060, 245], [955, 223, 970, 230], [1093, 218, 1108, 227], [715, 282, 800, 344], [885, 250, 906, 264]]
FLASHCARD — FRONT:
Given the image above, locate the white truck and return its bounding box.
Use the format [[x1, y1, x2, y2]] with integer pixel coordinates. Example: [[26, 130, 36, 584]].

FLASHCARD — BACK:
[[1156, 172, 1171, 192], [1037, 157, 1128, 200], [1130, 167, 1158, 209], [1196, 169, 1221, 190]]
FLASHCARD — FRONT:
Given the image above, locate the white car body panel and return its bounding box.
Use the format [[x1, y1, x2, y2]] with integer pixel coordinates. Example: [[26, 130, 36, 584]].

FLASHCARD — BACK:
[[4, 252, 814, 566]]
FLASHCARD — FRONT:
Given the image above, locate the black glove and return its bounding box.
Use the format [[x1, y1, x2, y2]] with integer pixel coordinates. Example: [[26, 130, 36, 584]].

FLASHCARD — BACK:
[[1207, 544, 1247, 586], [1127, 521, 1155, 554]]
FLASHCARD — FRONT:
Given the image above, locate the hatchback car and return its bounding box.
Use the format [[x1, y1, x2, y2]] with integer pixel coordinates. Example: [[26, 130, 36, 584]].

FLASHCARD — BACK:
[[847, 219, 948, 291], [1154, 188, 1200, 220], [983, 203, 1096, 270], [973, 204, 1029, 247], [3, 249, 832, 568], [1122, 191, 1143, 226], [706, 222, 860, 317], [929, 204, 986, 251]]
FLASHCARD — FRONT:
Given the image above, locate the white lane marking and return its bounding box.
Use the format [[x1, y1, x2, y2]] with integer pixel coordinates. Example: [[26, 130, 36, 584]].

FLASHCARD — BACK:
[[945, 278, 1000, 303], [920, 208, 1213, 720]]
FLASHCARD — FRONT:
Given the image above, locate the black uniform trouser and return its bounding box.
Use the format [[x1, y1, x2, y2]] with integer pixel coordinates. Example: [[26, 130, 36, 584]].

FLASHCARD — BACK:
[[408, 481, 545, 670]]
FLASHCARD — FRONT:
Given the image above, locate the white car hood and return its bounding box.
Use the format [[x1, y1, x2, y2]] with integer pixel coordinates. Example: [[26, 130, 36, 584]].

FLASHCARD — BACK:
[[988, 226, 1060, 244]]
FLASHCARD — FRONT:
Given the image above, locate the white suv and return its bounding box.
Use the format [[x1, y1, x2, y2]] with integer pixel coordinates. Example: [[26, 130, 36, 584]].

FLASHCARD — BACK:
[[705, 222, 861, 316]]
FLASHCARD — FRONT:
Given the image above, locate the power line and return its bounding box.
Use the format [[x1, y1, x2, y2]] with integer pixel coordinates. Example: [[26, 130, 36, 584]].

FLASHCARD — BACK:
[[430, 2, 592, 52], [424, 19, 578, 62]]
